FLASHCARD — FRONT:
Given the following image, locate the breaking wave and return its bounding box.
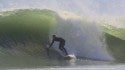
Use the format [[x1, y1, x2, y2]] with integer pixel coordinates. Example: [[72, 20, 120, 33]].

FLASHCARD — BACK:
[[0, 9, 115, 61]]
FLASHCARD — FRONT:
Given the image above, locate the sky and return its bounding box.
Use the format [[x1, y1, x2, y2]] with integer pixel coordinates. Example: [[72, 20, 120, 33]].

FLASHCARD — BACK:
[[0, 0, 125, 16], [93, 0, 125, 16]]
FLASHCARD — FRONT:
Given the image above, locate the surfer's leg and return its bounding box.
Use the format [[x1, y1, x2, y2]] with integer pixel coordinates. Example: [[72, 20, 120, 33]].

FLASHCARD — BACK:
[[59, 43, 66, 53], [59, 43, 63, 51], [61, 43, 68, 55], [59, 43, 68, 55], [62, 47, 68, 55]]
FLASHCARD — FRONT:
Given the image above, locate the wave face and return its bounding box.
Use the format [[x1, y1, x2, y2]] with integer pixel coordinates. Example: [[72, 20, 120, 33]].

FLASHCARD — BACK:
[[0, 9, 114, 61], [49, 11, 113, 61], [103, 25, 125, 62], [0, 9, 57, 56]]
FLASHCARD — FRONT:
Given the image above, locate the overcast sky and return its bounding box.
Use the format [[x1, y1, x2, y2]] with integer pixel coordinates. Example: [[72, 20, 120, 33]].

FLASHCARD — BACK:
[[0, 0, 125, 16]]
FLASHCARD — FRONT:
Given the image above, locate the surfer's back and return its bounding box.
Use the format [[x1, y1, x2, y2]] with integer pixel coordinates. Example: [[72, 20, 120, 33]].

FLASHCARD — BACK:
[[54, 37, 65, 42]]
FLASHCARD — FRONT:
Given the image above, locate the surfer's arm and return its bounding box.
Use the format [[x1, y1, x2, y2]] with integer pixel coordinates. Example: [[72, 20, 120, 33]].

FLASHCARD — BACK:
[[49, 40, 54, 48]]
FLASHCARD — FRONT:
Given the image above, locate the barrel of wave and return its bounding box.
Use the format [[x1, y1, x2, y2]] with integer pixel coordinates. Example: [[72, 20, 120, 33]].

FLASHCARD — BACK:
[[49, 11, 114, 61], [0, 9, 58, 56]]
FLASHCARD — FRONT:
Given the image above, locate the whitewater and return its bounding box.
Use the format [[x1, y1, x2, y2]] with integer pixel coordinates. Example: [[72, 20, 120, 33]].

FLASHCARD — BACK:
[[49, 11, 113, 61], [0, 0, 125, 69]]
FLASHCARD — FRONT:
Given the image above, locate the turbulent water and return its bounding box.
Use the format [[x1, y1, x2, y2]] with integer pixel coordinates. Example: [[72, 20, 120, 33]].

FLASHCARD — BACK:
[[0, 9, 114, 60], [0, 0, 125, 69], [49, 11, 113, 61]]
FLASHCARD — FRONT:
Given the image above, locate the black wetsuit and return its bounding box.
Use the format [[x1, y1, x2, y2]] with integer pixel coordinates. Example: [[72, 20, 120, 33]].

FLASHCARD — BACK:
[[50, 37, 68, 55]]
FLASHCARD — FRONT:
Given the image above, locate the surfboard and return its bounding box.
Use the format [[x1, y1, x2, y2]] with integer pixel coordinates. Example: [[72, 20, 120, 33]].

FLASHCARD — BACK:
[[64, 54, 76, 60], [46, 45, 76, 60]]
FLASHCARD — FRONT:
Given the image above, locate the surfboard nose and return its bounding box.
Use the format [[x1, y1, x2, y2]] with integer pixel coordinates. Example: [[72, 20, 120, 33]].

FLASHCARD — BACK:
[[64, 55, 76, 60]]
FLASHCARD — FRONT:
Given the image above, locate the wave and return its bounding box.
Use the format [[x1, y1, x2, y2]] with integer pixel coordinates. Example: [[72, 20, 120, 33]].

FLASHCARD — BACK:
[[0, 9, 56, 56], [0, 9, 116, 61], [104, 25, 125, 62]]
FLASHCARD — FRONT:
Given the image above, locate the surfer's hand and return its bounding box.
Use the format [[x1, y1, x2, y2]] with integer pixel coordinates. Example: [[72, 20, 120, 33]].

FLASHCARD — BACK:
[[46, 45, 50, 51]]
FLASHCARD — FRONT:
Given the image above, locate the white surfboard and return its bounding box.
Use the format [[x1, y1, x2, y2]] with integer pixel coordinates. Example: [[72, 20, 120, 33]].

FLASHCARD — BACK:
[[64, 54, 76, 60]]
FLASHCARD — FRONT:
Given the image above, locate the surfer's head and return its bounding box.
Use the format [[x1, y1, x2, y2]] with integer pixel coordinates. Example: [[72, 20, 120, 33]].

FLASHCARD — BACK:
[[53, 35, 56, 38]]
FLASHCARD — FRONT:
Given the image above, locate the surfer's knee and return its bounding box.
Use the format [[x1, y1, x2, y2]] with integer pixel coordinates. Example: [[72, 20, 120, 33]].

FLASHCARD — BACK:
[[59, 47, 63, 50]]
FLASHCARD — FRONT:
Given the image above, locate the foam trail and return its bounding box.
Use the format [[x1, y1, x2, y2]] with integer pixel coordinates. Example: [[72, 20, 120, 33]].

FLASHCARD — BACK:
[[49, 11, 114, 61]]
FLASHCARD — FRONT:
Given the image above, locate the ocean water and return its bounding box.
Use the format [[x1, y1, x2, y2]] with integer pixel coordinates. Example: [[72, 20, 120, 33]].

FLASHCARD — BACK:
[[0, 0, 125, 69]]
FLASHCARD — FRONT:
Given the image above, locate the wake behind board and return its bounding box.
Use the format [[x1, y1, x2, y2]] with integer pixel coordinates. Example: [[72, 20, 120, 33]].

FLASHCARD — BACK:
[[64, 54, 76, 60]]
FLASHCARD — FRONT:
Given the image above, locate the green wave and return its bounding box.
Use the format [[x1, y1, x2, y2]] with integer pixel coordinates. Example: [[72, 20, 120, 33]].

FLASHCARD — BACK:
[[103, 24, 125, 40], [0, 9, 125, 62], [0, 9, 57, 43], [103, 24, 125, 62], [0, 9, 57, 56]]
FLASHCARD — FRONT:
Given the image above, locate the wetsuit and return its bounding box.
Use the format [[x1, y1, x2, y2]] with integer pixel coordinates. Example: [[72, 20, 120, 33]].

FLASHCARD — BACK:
[[49, 37, 68, 55]]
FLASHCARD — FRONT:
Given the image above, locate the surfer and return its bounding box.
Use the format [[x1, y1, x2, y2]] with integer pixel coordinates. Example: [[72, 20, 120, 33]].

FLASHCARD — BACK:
[[49, 35, 68, 55]]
